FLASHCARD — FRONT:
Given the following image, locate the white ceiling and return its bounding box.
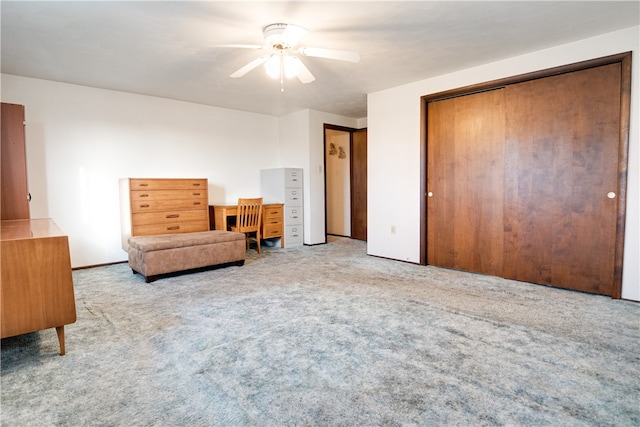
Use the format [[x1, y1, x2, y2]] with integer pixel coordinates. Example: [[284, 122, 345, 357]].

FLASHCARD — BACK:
[[2, 1, 638, 118]]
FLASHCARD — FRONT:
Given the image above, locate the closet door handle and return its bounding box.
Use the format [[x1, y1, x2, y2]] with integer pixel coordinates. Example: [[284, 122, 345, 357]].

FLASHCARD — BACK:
[[27, 193, 32, 202]]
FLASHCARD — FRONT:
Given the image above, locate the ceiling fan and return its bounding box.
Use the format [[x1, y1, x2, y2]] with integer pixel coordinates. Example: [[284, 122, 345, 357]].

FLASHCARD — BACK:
[[226, 23, 360, 90]]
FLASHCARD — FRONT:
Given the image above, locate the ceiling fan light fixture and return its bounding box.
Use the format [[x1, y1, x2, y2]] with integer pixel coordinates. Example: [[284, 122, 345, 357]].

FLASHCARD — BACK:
[[264, 53, 301, 80], [229, 22, 358, 88]]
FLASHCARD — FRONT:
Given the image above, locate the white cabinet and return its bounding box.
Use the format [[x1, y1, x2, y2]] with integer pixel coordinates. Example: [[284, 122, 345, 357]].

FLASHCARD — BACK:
[[261, 168, 303, 247]]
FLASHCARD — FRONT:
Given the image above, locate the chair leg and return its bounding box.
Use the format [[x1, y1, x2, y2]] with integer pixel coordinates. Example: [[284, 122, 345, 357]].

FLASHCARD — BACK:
[[256, 231, 261, 254]]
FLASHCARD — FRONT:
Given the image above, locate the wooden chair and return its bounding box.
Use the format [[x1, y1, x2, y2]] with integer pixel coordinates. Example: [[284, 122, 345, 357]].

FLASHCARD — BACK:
[[231, 197, 263, 254]]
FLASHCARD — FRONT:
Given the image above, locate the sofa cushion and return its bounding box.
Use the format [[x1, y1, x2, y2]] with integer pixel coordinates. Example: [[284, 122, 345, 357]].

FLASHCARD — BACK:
[[128, 230, 245, 253]]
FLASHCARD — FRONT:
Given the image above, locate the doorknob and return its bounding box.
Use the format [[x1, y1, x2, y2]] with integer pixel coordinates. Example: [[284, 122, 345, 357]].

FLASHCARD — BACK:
[[427, 192, 433, 197], [607, 192, 616, 199]]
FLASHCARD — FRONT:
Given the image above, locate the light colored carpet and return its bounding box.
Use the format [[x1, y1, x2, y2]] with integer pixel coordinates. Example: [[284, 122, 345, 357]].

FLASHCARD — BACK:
[[1, 237, 639, 426]]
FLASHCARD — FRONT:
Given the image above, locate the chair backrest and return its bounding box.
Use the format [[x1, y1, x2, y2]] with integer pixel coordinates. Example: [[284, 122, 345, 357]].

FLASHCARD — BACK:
[[236, 197, 263, 233]]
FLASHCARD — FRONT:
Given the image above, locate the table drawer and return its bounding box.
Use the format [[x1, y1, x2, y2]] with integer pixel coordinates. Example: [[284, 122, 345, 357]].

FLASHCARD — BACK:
[[263, 205, 283, 219], [263, 223, 283, 238], [132, 209, 208, 226], [129, 178, 206, 191], [132, 220, 209, 236], [131, 199, 206, 213], [130, 189, 206, 201]]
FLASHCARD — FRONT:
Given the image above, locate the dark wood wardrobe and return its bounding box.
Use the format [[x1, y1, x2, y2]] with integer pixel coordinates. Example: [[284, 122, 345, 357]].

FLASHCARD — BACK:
[[423, 53, 631, 298]]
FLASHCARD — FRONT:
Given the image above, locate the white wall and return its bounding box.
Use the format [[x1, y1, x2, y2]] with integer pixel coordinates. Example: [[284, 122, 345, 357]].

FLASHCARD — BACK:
[[368, 26, 640, 301], [1, 74, 279, 267]]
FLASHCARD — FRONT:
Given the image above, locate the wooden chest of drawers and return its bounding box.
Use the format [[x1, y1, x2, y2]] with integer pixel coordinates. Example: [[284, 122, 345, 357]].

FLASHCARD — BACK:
[[120, 178, 209, 251]]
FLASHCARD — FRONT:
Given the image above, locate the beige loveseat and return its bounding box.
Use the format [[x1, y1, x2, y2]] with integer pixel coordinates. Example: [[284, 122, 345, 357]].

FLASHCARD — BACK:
[[128, 230, 246, 282]]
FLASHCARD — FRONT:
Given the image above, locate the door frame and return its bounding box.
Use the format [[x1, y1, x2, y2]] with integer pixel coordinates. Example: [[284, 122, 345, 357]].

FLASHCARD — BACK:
[[420, 51, 632, 298], [323, 123, 367, 241]]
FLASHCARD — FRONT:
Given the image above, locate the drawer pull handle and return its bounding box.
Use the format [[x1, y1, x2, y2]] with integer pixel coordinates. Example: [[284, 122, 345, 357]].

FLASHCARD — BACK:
[[192, 183, 201, 187], [192, 192, 201, 196], [167, 226, 180, 230], [140, 204, 150, 208], [138, 183, 149, 187], [166, 214, 179, 218], [139, 194, 149, 198], [193, 202, 201, 206]]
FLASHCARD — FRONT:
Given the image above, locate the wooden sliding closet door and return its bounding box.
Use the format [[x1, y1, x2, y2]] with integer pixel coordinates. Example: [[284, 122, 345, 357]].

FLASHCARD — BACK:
[[503, 64, 621, 295], [427, 89, 505, 276]]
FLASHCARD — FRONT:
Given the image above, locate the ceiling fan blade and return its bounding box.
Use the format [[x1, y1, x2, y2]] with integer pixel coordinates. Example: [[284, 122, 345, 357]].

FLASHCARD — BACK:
[[230, 55, 270, 78], [281, 24, 307, 47], [295, 59, 315, 84], [298, 47, 360, 63]]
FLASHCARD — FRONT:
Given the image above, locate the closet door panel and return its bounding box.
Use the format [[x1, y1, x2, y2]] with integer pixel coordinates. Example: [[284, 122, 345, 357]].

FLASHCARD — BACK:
[[427, 89, 505, 275], [1, 103, 30, 220], [504, 64, 621, 295]]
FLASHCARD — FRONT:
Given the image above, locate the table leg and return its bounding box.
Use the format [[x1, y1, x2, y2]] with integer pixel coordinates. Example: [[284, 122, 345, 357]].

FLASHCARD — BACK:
[[56, 325, 66, 355]]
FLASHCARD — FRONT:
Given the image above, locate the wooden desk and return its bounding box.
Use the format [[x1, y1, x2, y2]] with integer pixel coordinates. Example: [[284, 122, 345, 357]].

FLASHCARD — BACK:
[[210, 204, 284, 248], [1, 219, 77, 355]]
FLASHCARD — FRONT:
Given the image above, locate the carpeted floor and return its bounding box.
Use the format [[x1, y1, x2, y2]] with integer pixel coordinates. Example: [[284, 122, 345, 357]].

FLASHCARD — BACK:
[[1, 237, 639, 426]]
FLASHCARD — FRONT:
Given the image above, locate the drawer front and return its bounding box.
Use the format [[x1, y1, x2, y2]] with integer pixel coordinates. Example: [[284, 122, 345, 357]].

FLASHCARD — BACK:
[[129, 178, 206, 191], [131, 199, 206, 213], [285, 188, 302, 205], [130, 189, 206, 202], [285, 169, 303, 187], [263, 223, 284, 238], [284, 206, 303, 224], [285, 225, 303, 240], [132, 209, 208, 226], [284, 226, 303, 247], [263, 205, 283, 219], [132, 220, 209, 236]]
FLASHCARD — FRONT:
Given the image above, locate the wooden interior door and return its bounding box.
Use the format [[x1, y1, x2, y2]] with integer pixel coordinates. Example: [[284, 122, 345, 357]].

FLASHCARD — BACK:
[[1, 103, 30, 220], [427, 89, 505, 276], [351, 129, 367, 241], [503, 64, 621, 295]]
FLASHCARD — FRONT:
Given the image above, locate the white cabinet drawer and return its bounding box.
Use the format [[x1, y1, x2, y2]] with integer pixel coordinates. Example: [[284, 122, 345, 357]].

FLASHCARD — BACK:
[[285, 225, 303, 247], [285, 188, 302, 205], [285, 206, 303, 224], [285, 169, 303, 187]]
